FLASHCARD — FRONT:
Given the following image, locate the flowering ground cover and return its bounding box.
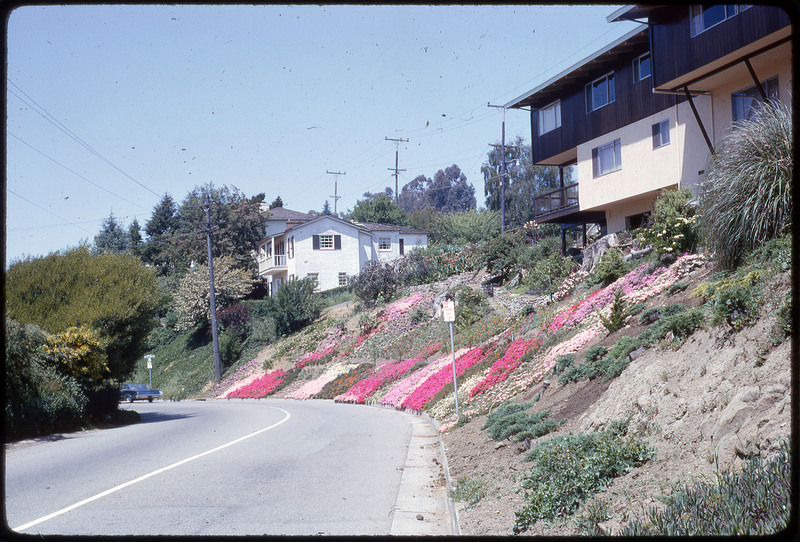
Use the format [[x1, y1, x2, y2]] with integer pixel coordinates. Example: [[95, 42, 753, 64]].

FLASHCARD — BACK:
[[295, 346, 336, 368], [226, 369, 286, 399], [284, 362, 354, 400], [401, 345, 489, 411], [470, 338, 542, 397], [380, 349, 470, 409]]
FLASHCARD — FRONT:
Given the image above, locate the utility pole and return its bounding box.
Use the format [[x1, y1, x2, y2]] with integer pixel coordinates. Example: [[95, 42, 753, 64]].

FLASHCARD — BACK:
[[326, 170, 345, 215], [487, 104, 508, 233], [385, 136, 408, 204], [202, 194, 222, 381]]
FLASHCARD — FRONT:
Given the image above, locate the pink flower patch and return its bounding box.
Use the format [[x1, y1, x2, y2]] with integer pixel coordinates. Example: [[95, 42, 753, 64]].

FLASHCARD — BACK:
[[226, 369, 286, 399]]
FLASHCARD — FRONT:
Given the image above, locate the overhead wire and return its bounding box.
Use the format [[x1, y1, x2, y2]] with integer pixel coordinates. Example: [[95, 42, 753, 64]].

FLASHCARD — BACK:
[[7, 79, 162, 198], [8, 189, 94, 235]]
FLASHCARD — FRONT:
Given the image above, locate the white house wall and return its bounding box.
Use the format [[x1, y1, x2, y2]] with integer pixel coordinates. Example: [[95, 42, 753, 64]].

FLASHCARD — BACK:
[[289, 217, 366, 291]]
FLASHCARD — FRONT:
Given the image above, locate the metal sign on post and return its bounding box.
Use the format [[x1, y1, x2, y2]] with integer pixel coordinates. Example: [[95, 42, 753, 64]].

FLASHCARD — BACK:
[[442, 299, 459, 418], [145, 354, 155, 388]]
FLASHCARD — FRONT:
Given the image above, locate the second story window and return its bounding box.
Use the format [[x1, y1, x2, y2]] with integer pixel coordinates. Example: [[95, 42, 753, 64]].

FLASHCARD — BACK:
[[313, 234, 341, 250], [592, 139, 622, 178], [633, 53, 651, 82], [586, 72, 615, 112], [538, 100, 561, 135], [690, 5, 749, 37], [732, 76, 779, 123]]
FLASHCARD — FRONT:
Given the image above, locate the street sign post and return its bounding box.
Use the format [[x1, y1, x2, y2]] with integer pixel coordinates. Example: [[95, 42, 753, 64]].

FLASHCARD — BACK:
[[145, 354, 155, 388], [442, 299, 459, 418]]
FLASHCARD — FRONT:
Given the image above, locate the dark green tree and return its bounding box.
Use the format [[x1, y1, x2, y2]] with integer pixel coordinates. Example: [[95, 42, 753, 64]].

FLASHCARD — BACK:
[[165, 184, 266, 274], [128, 218, 143, 255], [322, 200, 333, 216], [269, 196, 284, 209], [250, 192, 266, 204], [482, 137, 568, 229], [6, 246, 164, 380], [397, 175, 428, 213], [426, 165, 476, 212], [142, 193, 180, 273], [93, 212, 130, 254], [347, 193, 408, 225]]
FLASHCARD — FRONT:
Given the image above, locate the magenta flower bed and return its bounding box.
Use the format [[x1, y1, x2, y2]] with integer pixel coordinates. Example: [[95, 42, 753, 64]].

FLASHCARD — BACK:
[[400, 345, 488, 411], [469, 338, 541, 397], [382, 292, 430, 322], [380, 349, 469, 409], [335, 356, 423, 404], [226, 369, 286, 399], [295, 346, 335, 368]]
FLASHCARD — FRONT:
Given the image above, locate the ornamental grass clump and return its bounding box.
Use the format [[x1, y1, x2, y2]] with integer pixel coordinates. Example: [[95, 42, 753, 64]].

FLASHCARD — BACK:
[[699, 101, 792, 270]]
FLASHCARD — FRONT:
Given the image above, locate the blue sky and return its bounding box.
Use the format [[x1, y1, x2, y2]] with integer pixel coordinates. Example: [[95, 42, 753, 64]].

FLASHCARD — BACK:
[[6, 4, 637, 264]]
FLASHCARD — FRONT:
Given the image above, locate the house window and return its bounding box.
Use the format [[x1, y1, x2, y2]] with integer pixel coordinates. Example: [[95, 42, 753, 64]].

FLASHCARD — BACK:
[[732, 76, 779, 123], [690, 5, 747, 36], [307, 273, 319, 286], [586, 72, 615, 112], [538, 100, 561, 135], [378, 237, 391, 250], [652, 119, 670, 149], [288, 236, 295, 259], [338, 272, 347, 287], [313, 234, 341, 250], [591, 139, 622, 178], [633, 53, 651, 82]]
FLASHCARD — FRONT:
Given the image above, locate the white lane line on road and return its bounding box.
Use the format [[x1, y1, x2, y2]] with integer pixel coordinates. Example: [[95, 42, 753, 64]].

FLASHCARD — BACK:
[[13, 406, 292, 533]]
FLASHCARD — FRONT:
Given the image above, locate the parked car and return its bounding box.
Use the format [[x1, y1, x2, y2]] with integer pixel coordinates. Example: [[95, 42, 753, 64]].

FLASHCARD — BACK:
[[120, 382, 162, 403]]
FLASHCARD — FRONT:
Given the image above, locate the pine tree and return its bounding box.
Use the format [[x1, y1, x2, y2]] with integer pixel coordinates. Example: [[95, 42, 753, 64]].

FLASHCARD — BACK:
[[93, 212, 130, 254], [322, 200, 332, 215]]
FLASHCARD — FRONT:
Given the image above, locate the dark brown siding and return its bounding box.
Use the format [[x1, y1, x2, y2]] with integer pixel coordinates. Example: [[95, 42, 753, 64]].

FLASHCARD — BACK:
[[650, 5, 791, 89], [532, 46, 677, 164]]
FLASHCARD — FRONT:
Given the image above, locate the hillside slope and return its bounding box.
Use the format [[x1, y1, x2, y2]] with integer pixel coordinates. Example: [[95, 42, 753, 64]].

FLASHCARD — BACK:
[[205, 254, 791, 535]]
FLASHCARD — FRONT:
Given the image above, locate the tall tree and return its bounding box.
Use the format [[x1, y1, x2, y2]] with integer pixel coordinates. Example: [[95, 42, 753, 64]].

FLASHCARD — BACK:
[[93, 212, 130, 254], [269, 196, 284, 209], [426, 164, 476, 212], [166, 184, 266, 274], [482, 136, 567, 229], [142, 193, 180, 273], [397, 175, 428, 213], [346, 193, 408, 225], [322, 200, 333, 216]]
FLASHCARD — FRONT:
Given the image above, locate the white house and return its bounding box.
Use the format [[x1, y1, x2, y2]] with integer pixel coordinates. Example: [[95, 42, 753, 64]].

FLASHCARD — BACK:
[[255, 210, 428, 295]]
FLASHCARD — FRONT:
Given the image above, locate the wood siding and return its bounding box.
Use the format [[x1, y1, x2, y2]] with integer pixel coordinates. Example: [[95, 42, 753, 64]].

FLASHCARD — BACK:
[[650, 5, 791, 90], [532, 45, 677, 164]]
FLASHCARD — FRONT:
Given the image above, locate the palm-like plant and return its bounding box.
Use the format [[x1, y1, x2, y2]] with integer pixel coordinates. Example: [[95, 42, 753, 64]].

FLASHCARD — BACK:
[[699, 101, 792, 269]]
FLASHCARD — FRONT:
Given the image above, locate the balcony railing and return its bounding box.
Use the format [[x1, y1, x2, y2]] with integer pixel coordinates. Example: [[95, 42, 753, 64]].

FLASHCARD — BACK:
[[259, 254, 287, 274], [534, 182, 579, 218]]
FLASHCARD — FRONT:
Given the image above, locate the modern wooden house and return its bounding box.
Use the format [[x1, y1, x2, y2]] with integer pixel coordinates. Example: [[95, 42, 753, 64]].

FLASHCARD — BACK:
[[506, 4, 792, 249]]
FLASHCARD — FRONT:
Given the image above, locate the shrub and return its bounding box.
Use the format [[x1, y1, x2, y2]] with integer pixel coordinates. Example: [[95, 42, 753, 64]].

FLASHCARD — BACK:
[[218, 330, 243, 368], [396, 249, 434, 285], [452, 286, 490, 333], [523, 251, 578, 297], [640, 307, 704, 344], [699, 101, 792, 270], [514, 421, 654, 532], [449, 476, 487, 509], [248, 316, 278, 344], [552, 354, 575, 375], [351, 260, 399, 306], [272, 277, 321, 336], [710, 285, 760, 330], [635, 188, 698, 259], [598, 289, 629, 333], [621, 441, 790, 536], [769, 292, 792, 345], [482, 402, 561, 442], [586, 247, 631, 287], [217, 303, 252, 339], [584, 346, 608, 362], [480, 231, 526, 281]]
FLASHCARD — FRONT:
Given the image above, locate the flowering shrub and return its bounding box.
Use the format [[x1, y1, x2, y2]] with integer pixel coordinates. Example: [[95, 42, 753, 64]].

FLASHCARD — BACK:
[[226, 369, 286, 398], [314, 363, 374, 399], [422, 245, 482, 281], [470, 338, 542, 397], [401, 345, 488, 411], [380, 349, 469, 409]]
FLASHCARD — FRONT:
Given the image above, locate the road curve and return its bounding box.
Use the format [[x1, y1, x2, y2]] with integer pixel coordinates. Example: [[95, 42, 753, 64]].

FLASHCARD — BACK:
[[4, 399, 454, 536]]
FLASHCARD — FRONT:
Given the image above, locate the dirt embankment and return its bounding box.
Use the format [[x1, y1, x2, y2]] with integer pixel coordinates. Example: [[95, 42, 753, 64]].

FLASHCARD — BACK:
[[442, 269, 792, 536]]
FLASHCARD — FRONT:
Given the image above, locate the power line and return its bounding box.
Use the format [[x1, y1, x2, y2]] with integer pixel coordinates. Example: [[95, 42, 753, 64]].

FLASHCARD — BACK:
[[7, 188, 94, 235], [7, 79, 161, 198], [7, 131, 148, 210], [326, 170, 345, 214]]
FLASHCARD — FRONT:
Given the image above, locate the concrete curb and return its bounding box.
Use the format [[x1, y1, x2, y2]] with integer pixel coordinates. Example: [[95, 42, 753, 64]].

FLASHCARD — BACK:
[[389, 410, 460, 535]]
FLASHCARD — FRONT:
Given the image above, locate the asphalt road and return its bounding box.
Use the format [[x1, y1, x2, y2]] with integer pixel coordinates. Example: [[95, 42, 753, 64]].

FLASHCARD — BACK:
[[4, 399, 453, 536]]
